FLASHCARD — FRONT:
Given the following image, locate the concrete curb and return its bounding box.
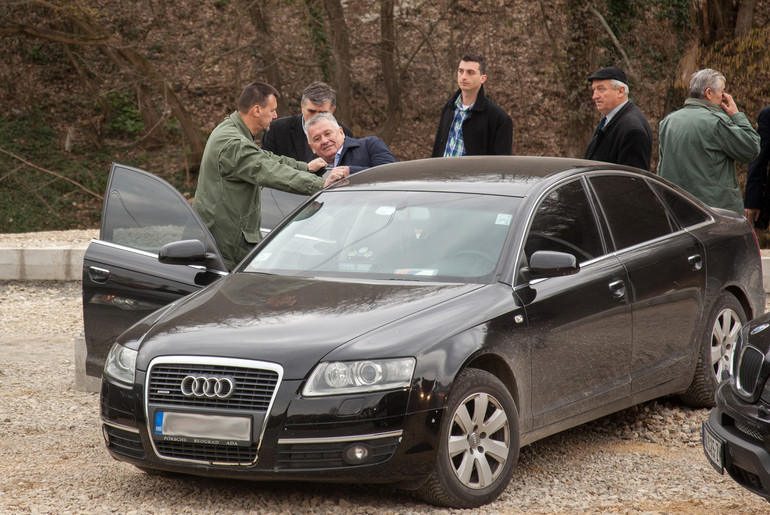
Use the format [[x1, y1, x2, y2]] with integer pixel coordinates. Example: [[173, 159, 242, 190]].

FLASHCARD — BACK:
[[0, 245, 87, 281]]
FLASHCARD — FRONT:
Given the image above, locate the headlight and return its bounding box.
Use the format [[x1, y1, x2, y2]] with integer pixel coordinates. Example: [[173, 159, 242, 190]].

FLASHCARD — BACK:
[[302, 358, 415, 396], [103, 343, 137, 385]]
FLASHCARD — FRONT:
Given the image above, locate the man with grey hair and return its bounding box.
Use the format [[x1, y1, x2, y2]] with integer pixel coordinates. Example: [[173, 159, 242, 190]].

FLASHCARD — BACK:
[[306, 112, 396, 175], [584, 66, 652, 170], [261, 81, 353, 163], [658, 68, 759, 214]]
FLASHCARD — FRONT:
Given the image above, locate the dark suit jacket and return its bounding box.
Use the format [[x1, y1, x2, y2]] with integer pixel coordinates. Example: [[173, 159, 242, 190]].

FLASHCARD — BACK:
[[337, 136, 397, 174], [431, 85, 513, 157], [261, 114, 353, 163], [584, 100, 652, 170], [744, 106, 770, 227]]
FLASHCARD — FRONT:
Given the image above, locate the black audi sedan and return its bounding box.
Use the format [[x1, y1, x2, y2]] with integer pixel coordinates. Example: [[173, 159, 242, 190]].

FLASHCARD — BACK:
[[703, 312, 770, 503], [88, 156, 764, 508]]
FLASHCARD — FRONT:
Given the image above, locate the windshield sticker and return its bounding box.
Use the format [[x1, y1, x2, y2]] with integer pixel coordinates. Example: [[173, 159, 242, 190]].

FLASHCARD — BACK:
[[375, 206, 396, 216], [395, 269, 438, 276], [495, 214, 513, 226]]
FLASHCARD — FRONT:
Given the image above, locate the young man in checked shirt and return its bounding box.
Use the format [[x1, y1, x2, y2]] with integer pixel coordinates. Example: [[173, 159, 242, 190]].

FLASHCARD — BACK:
[[431, 52, 513, 157]]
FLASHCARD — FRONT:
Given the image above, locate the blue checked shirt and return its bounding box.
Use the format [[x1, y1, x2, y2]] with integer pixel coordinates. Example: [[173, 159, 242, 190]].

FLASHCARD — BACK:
[[443, 96, 474, 157]]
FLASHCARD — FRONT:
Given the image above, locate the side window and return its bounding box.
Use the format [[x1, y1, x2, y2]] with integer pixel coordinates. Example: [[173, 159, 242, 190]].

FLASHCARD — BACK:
[[103, 166, 211, 254], [649, 181, 711, 228], [589, 175, 673, 250], [524, 180, 604, 263]]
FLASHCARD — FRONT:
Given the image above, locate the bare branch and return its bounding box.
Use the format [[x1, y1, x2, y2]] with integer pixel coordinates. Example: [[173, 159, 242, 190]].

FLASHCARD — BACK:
[[0, 148, 104, 200], [587, 6, 637, 81]]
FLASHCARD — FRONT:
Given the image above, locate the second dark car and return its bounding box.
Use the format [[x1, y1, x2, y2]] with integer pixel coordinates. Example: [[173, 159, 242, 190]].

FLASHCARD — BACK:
[[703, 310, 770, 503], [89, 156, 764, 508]]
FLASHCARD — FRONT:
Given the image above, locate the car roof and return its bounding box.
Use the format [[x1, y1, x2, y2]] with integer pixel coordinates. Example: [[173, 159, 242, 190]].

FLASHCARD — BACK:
[[340, 156, 634, 197]]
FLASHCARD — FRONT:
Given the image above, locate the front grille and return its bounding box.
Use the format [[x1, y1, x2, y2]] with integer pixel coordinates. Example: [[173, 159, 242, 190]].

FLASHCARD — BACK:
[[735, 420, 764, 443], [155, 441, 258, 465], [104, 425, 144, 459], [736, 346, 765, 396], [276, 436, 400, 469], [148, 363, 279, 411]]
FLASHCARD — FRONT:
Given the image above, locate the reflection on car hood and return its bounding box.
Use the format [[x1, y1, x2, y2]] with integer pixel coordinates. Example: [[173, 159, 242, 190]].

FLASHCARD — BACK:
[[134, 272, 483, 378]]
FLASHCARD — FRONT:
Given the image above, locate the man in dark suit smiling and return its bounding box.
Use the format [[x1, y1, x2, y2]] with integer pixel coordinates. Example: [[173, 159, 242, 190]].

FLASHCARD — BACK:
[[261, 81, 353, 163]]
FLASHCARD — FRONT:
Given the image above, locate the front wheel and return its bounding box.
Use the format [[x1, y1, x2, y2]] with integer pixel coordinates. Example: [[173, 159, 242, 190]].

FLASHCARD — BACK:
[[680, 292, 746, 408], [417, 368, 519, 508]]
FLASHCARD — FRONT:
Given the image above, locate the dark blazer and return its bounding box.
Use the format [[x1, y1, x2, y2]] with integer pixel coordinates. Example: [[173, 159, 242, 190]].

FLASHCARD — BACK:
[[431, 85, 513, 157], [744, 106, 770, 227], [337, 136, 397, 174], [584, 100, 652, 170], [261, 114, 353, 163]]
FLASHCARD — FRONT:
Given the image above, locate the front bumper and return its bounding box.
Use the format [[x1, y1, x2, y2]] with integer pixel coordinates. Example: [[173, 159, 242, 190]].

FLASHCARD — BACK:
[[703, 382, 770, 500], [100, 371, 443, 485]]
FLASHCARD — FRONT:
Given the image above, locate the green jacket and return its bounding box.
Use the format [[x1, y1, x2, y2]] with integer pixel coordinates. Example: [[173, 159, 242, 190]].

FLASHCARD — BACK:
[[194, 111, 324, 269], [658, 98, 760, 214]]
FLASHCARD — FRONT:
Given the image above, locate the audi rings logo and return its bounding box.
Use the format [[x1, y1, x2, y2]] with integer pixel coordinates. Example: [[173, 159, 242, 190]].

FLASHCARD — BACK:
[[180, 375, 235, 399]]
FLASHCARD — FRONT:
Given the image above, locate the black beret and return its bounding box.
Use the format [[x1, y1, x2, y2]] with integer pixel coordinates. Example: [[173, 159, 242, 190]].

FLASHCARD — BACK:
[[587, 66, 627, 84]]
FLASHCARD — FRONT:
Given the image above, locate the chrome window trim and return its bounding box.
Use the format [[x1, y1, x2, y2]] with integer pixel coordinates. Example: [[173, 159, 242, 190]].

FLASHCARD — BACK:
[[145, 356, 284, 466], [278, 430, 403, 445], [89, 239, 228, 276]]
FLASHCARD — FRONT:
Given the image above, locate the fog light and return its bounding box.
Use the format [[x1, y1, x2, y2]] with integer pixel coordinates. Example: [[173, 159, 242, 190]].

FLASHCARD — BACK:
[[102, 426, 110, 446], [343, 443, 371, 464]]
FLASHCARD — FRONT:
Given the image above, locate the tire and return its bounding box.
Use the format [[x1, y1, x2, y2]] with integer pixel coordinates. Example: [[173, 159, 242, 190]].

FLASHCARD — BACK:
[[417, 368, 519, 508], [680, 292, 746, 408]]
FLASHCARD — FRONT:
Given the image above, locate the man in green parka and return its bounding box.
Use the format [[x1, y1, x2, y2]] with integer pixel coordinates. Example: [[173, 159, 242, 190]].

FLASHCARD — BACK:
[[194, 81, 348, 270], [658, 69, 759, 215]]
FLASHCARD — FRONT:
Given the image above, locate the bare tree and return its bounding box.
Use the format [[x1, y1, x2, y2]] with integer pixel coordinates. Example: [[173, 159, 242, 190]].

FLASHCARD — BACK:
[[1, 1, 206, 164], [242, 0, 285, 116], [379, 0, 401, 144], [321, 0, 353, 124], [735, 0, 756, 38]]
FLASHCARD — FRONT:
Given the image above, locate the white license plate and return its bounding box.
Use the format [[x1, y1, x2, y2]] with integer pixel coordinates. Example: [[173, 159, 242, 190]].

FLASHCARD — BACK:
[[703, 422, 724, 474], [154, 412, 252, 445]]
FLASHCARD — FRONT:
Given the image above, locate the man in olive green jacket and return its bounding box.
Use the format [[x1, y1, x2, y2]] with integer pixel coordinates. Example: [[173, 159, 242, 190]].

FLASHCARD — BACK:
[[658, 69, 759, 215], [194, 81, 347, 270]]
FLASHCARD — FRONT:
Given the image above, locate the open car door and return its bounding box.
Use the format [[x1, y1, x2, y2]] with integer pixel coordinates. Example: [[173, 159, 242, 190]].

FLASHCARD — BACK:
[[81, 164, 228, 377]]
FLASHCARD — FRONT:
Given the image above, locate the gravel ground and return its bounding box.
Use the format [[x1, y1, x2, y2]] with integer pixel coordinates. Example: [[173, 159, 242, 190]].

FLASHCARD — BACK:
[[0, 231, 768, 513]]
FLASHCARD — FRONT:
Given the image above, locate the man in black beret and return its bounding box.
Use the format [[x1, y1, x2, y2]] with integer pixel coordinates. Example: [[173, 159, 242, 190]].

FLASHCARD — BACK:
[[584, 66, 652, 170]]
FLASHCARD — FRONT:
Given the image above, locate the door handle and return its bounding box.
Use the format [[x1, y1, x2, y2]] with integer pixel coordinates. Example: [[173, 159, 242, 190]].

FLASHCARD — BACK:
[[687, 254, 703, 271], [608, 279, 626, 299], [88, 266, 110, 283]]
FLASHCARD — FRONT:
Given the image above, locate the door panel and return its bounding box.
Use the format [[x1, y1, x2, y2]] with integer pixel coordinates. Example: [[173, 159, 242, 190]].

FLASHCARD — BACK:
[[82, 164, 227, 377], [523, 256, 632, 428], [518, 179, 632, 428], [620, 234, 706, 395], [588, 174, 707, 397]]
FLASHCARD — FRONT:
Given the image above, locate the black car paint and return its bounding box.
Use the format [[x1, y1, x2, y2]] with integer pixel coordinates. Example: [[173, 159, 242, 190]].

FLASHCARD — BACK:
[[89, 156, 765, 500]]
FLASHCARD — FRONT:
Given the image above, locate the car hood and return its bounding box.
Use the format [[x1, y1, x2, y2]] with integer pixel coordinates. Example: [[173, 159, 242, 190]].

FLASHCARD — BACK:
[[132, 272, 484, 378]]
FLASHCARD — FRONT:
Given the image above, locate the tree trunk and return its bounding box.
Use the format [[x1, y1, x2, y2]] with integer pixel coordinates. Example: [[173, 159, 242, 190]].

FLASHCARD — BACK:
[[304, 0, 334, 85], [321, 0, 353, 125], [563, 1, 596, 158], [735, 0, 756, 39], [243, 0, 284, 116], [379, 0, 401, 145]]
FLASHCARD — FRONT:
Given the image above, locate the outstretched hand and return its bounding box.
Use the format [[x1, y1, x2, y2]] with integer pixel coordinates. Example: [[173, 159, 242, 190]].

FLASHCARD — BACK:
[[323, 166, 349, 188]]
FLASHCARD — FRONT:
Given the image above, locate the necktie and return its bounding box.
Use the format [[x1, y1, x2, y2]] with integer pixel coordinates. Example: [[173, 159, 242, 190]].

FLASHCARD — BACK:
[[597, 116, 607, 130]]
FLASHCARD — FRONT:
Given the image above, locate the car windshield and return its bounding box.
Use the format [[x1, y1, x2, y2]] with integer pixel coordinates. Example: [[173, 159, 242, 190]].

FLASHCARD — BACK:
[[244, 190, 520, 283]]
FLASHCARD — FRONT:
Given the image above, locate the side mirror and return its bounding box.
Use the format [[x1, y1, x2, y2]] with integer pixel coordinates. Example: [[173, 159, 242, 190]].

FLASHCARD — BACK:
[[158, 239, 208, 266], [527, 250, 579, 278]]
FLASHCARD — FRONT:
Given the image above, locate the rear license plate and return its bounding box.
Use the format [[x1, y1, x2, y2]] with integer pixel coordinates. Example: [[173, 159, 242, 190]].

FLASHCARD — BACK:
[[702, 421, 725, 474], [154, 411, 252, 446]]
